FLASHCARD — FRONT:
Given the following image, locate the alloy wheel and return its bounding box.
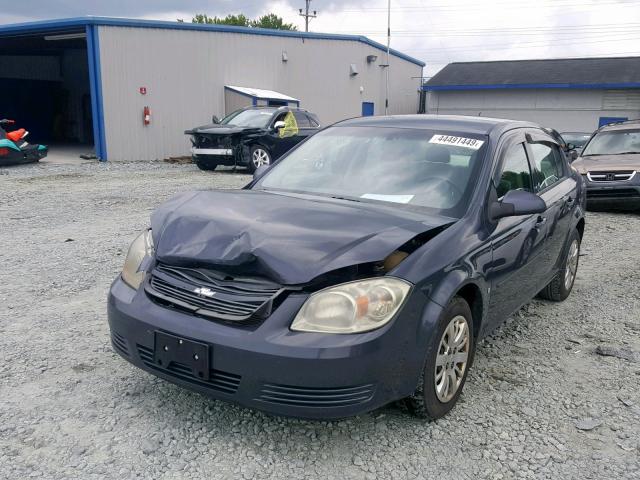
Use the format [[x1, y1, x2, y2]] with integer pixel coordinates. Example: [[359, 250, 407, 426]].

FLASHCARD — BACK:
[[434, 315, 470, 403], [564, 239, 579, 290], [252, 148, 270, 168]]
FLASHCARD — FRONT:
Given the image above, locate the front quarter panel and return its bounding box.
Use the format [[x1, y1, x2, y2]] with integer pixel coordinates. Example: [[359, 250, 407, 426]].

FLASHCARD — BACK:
[[392, 219, 491, 334]]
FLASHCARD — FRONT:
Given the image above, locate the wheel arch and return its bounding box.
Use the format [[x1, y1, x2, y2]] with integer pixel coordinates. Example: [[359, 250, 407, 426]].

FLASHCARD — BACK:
[[576, 217, 585, 239]]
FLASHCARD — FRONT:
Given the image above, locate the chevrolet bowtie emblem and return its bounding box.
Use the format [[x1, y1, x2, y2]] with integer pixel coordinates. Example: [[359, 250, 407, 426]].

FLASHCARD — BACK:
[[193, 287, 216, 298]]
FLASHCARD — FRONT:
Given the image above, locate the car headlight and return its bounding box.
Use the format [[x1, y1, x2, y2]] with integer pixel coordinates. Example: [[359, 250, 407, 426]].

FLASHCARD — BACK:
[[291, 277, 411, 334], [121, 230, 154, 289]]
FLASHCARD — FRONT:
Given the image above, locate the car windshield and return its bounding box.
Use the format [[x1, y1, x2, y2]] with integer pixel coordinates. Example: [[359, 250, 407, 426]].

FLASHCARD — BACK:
[[255, 126, 488, 218], [582, 129, 640, 155], [561, 132, 591, 148], [220, 108, 277, 128]]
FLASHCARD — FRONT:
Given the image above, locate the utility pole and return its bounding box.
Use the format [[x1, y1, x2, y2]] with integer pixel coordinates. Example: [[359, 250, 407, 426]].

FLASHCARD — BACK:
[[299, 0, 317, 32], [385, 0, 391, 115]]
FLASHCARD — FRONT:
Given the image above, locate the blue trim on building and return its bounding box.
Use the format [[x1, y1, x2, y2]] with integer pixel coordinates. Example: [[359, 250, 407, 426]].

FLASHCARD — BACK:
[[92, 26, 107, 161], [85, 25, 101, 160], [0, 17, 425, 67], [85, 24, 107, 160], [422, 82, 640, 91]]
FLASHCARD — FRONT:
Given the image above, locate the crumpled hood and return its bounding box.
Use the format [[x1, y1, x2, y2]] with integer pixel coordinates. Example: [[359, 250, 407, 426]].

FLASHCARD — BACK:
[[184, 123, 259, 135], [151, 190, 453, 285], [573, 154, 640, 174]]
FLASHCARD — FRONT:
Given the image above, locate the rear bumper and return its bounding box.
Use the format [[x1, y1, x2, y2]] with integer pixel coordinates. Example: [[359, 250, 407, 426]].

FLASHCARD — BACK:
[[107, 276, 437, 419]]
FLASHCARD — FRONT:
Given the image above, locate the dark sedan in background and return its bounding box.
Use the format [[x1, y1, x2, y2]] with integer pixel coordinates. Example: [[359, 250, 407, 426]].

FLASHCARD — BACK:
[[109, 115, 585, 420], [185, 106, 321, 172]]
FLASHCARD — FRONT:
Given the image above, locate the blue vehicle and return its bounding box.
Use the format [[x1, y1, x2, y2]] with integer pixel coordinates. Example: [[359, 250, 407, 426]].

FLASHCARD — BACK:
[[0, 119, 48, 166], [108, 115, 585, 420]]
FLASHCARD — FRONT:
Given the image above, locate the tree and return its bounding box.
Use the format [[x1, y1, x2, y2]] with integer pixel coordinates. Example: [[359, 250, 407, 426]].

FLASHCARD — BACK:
[[192, 14, 250, 26], [251, 14, 297, 31], [190, 13, 297, 31]]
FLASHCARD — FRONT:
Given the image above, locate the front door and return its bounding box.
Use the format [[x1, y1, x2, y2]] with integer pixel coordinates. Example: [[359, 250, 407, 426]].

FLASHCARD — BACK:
[[486, 134, 549, 331]]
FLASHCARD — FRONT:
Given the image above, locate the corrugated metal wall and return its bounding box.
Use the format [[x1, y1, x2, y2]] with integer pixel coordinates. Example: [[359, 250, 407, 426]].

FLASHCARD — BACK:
[[97, 26, 422, 161], [427, 88, 640, 132]]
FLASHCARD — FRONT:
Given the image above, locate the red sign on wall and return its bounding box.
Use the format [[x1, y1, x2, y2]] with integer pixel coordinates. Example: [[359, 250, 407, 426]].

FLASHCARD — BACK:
[[139, 87, 147, 95]]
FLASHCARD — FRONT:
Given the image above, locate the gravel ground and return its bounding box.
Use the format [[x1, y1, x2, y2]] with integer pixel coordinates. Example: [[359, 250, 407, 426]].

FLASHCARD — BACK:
[[1, 160, 639, 480]]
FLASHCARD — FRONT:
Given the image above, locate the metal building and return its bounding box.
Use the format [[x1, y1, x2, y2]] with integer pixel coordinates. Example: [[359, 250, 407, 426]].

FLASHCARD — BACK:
[[423, 57, 640, 133], [0, 17, 425, 161]]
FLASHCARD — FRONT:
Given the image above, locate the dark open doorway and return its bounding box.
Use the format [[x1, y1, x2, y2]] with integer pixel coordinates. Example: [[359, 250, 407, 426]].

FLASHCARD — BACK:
[[0, 29, 95, 161]]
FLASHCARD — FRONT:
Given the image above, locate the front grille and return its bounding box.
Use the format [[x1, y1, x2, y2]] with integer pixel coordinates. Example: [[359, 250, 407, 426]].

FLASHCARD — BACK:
[[145, 264, 284, 323], [587, 171, 636, 182], [256, 383, 375, 408], [111, 331, 130, 357], [137, 344, 241, 394], [194, 135, 231, 149], [587, 188, 640, 198]]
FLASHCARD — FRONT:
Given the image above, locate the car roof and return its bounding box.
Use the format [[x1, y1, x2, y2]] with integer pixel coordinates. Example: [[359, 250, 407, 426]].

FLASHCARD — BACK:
[[597, 120, 640, 132], [335, 114, 539, 135], [240, 106, 311, 113]]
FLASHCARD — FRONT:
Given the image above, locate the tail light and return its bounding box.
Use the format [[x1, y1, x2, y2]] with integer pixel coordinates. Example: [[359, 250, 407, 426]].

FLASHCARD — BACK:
[[0, 148, 8, 156]]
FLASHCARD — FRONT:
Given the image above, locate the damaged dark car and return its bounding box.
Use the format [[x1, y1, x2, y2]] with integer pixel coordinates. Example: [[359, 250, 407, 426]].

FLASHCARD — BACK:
[[108, 115, 585, 420], [185, 106, 320, 172]]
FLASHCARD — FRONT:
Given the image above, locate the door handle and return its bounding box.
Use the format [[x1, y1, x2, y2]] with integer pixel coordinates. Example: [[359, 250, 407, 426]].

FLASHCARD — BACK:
[[534, 216, 547, 229], [565, 196, 575, 206]]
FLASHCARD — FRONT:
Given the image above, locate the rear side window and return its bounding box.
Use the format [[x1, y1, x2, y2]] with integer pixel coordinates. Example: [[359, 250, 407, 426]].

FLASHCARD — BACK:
[[529, 143, 564, 190], [293, 111, 311, 128], [307, 115, 320, 127], [497, 143, 532, 198]]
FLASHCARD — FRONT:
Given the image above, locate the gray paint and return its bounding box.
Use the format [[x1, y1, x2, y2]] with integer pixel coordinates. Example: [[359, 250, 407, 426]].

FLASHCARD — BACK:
[[98, 26, 422, 161], [426, 88, 640, 132]]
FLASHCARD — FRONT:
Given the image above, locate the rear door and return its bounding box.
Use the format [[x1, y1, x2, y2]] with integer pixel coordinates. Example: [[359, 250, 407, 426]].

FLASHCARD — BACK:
[[486, 131, 549, 330], [525, 131, 578, 288]]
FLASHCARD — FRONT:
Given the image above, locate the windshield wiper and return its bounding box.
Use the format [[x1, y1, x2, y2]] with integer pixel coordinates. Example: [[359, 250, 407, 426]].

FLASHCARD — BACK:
[[611, 151, 640, 155]]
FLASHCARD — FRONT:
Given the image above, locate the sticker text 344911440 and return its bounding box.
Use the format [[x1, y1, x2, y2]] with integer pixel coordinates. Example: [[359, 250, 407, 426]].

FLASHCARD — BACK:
[[429, 134, 485, 150]]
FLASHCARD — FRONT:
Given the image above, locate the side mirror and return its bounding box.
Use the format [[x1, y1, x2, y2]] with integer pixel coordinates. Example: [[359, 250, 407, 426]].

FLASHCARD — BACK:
[[490, 190, 547, 220], [273, 121, 286, 130], [568, 149, 579, 162], [253, 164, 270, 180], [211, 115, 220, 124], [566, 143, 576, 150]]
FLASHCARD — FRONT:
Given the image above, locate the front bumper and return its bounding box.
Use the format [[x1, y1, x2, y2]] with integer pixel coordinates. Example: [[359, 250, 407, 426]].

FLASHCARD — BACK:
[[107, 276, 438, 419], [583, 173, 640, 208]]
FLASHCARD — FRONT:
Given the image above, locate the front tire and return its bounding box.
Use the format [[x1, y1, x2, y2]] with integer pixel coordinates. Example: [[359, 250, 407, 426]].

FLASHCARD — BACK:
[[404, 296, 475, 420], [194, 157, 218, 171], [538, 229, 581, 302], [248, 145, 271, 173]]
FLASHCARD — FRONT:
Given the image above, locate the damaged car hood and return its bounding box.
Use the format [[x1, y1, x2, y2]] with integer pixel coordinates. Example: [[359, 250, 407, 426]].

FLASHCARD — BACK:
[[184, 123, 260, 136], [151, 190, 454, 285]]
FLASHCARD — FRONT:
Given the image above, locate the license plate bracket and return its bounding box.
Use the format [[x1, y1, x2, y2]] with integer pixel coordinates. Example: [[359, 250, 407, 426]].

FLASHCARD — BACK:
[[154, 331, 210, 381]]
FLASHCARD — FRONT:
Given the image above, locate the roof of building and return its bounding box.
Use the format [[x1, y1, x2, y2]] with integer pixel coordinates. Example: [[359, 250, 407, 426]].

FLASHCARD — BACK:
[[0, 16, 425, 67], [225, 85, 299, 102], [423, 57, 640, 91], [338, 114, 538, 134]]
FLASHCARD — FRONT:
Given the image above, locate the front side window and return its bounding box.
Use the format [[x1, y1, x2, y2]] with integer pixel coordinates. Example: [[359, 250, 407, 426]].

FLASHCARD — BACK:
[[529, 143, 564, 190], [582, 129, 640, 156], [255, 126, 488, 217], [496, 143, 532, 198]]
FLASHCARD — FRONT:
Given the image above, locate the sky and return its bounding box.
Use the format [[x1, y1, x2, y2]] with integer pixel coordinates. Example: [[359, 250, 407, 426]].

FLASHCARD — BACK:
[[2, 0, 640, 76]]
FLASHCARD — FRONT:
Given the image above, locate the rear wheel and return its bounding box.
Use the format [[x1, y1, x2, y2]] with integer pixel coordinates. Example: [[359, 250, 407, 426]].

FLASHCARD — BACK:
[[195, 157, 218, 171], [248, 145, 271, 173], [538, 229, 580, 302], [404, 296, 475, 420]]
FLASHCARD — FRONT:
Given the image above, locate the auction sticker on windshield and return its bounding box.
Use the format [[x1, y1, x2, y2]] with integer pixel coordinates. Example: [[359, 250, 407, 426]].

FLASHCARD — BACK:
[[429, 134, 484, 150]]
